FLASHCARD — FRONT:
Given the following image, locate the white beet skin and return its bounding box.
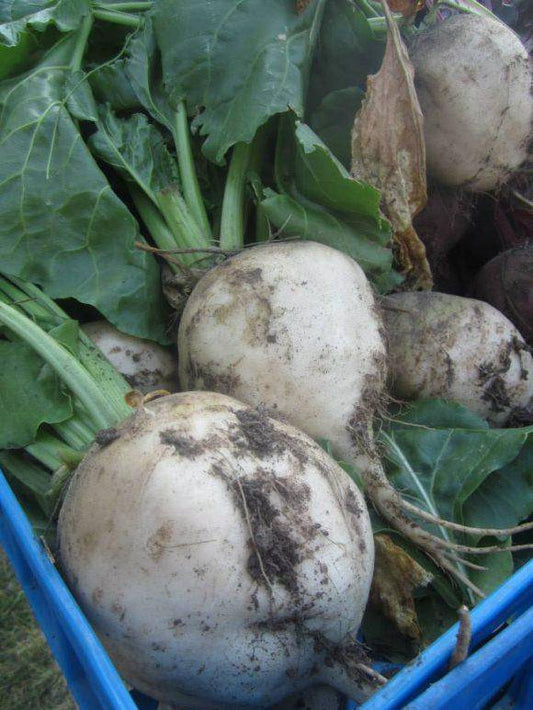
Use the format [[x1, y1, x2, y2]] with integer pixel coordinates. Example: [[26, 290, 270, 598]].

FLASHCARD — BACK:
[[178, 241, 387, 464], [58, 391, 376, 709], [383, 292, 533, 425], [82, 320, 178, 394], [409, 13, 533, 192]]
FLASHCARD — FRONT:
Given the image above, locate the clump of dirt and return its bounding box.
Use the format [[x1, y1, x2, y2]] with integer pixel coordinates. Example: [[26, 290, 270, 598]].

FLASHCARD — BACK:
[[124, 368, 164, 390], [347, 361, 387, 451], [159, 430, 206, 458], [481, 375, 511, 413], [95, 427, 120, 447], [231, 474, 310, 596], [234, 408, 286, 458], [186, 360, 241, 395]]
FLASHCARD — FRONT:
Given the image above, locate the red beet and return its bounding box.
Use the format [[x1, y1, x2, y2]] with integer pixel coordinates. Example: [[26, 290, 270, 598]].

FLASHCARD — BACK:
[[472, 245, 533, 345], [413, 184, 475, 293]]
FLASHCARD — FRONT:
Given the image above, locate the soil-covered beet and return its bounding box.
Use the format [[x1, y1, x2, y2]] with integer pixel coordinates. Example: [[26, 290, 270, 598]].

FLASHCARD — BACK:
[[409, 13, 533, 191], [472, 245, 533, 346], [57, 391, 376, 709]]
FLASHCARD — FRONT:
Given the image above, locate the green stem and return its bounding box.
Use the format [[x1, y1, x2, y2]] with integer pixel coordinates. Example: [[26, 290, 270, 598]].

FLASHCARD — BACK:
[[53, 416, 95, 450], [0, 302, 123, 430], [368, 17, 388, 34], [96, 2, 152, 11], [354, 0, 380, 18], [47, 466, 75, 507], [93, 8, 143, 28], [155, 188, 212, 263], [219, 142, 252, 250], [174, 102, 212, 239], [130, 188, 183, 273], [26, 432, 82, 472], [0, 275, 132, 416], [70, 13, 94, 72], [255, 202, 271, 242]]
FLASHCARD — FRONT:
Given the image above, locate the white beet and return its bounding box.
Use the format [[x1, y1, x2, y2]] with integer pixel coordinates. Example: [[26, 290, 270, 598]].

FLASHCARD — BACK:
[[383, 292, 533, 425], [83, 320, 178, 394], [409, 13, 533, 191], [178, 241, 387, 466], [58, 391, 375, 709]]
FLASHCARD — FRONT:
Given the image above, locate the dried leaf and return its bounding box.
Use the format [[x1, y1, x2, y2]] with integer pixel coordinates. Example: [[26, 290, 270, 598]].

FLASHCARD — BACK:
[[369, 535, 433, 640], [351, 1, 432, 288]]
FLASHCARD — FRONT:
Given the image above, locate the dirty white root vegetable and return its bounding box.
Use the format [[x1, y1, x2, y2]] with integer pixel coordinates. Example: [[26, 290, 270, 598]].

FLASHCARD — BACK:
[[58, 391, 380, 709], [178, 242, 533, 596], [83, 320, 177, 394], [383, 292, 533, 425], [409, 12, 533, 191]]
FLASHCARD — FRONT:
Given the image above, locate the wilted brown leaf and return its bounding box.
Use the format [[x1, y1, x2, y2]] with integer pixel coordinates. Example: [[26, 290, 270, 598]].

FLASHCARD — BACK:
[[370, 535, 433, 640], [351, 0, 432, 288]]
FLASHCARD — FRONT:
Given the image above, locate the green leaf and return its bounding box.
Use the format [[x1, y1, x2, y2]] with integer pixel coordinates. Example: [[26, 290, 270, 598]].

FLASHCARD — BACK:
[[416, 593, 462, 647], [381, 419, 527, 525], [291, 121, 383, 221], [261, 191, 400, 292], [89, 108, 180, 198], [388, 399, 490, 431], [0, 0, 90, 47], [0, 342, 72, 448], [463, 435, 533, 533], [308, 0, 383, 109], [124, 16, 174, 130], [88, 58, 141, 112], [261, 119, 401, 292], [309, 86, 364, 169], [466, 539, 513, 596], [380, 399, 533, 595], [0, 28, 37, 77], [48, 319, 79, 356], [0, 40, 169, 343], [153, 0, 326, 163]]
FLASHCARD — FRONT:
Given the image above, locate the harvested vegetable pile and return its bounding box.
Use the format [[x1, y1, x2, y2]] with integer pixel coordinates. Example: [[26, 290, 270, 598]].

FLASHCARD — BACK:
[[0, 0, 532, 707]]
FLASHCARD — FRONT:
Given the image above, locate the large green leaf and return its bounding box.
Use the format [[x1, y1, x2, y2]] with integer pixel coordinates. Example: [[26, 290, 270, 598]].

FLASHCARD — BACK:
[[0, 39, 169, 343], [153, 0, 326, 163], [0, 341, 72, 448], [381, 406, 529, 525], [0, 0, 90, 47], [379, 400, 533, 596]]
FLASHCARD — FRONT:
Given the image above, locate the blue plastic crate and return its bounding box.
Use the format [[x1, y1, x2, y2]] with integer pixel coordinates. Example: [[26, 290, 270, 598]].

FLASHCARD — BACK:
[[1, 469, 532, 709]]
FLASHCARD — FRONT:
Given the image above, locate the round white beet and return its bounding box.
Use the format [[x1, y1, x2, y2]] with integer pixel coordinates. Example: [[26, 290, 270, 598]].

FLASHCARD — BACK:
[[383, 292, 533, 424], [178, 241, 387, 463], [83, 320, 178, 394], [409, 13, 533, 191], [58, 391, 375, 709]]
